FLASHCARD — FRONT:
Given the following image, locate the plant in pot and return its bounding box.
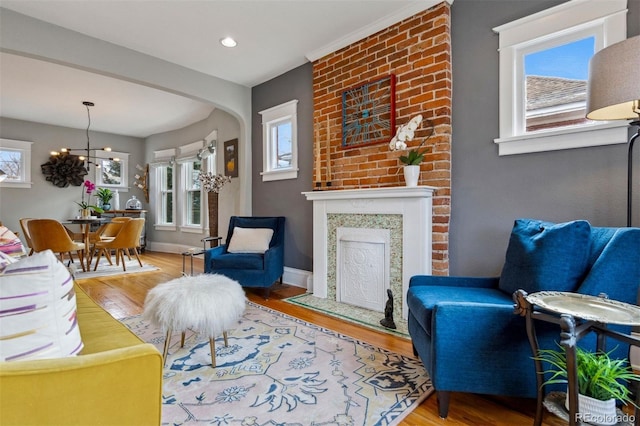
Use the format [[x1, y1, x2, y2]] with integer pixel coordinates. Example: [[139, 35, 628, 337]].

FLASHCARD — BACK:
[[535, 345, 640, 425], [95, 187, 114, 211], [76, 180, 103, 216]]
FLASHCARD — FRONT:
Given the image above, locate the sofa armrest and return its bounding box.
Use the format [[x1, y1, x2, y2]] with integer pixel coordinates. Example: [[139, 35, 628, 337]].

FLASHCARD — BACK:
[[409, 275, 500, 289], [0, 344, 163, 426], [205, 244, 227, 263], [264, 243, 284, 275]]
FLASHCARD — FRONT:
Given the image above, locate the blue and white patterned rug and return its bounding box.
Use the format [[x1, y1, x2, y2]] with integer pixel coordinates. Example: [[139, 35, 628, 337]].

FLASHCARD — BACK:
[[122, 301, 432, 426]]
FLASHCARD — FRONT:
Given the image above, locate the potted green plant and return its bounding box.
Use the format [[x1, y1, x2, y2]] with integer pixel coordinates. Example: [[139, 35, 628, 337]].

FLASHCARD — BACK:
[[534, 345, 640, 425], [95, 187, 114, 211]]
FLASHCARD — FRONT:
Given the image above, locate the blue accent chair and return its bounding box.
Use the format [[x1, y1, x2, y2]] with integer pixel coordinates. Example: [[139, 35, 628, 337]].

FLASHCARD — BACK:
[[204, 216, 285, 298], [407, 219, 640, 418]]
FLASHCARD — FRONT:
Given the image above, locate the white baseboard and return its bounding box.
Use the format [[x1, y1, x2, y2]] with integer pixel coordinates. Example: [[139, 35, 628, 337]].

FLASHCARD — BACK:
[[148, 241, 311, 290], [283, 267, 311, 290]]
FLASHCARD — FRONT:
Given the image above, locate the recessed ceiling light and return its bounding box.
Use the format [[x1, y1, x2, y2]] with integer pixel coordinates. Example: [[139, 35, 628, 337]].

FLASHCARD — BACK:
[[220, 37, 237, 48]]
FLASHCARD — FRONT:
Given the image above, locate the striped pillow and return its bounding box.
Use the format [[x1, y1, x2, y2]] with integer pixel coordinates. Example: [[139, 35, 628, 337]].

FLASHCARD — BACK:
[[0, 225, 26, 259], [0, 250, 84, 362]]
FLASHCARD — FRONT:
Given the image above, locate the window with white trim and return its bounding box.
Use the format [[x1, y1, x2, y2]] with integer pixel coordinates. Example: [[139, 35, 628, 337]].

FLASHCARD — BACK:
[[0, 138, 32, 188], [156, 164, 174, 227], [181, 159, 202, 228], [493, 0, 628, 155], [259, 99, 298, 181], [94, 150, 129, 189], [152, 148, 176, 231]]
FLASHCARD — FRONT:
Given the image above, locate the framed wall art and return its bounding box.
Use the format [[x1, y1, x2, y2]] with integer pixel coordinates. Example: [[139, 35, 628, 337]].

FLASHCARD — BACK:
[[341, 74, 396, 148], [224, 138, 239, 178]]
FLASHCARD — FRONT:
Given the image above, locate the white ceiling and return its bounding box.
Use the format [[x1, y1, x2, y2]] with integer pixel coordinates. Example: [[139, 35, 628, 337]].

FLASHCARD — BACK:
[[0, 0, 433, 138]]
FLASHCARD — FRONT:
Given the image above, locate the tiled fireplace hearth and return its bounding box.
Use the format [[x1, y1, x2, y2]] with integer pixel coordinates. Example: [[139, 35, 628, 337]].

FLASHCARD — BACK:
[[303, 186, 436, 320]]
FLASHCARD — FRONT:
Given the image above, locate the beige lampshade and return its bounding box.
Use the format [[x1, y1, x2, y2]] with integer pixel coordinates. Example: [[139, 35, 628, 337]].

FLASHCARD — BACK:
[[586, 35, 640, 121]]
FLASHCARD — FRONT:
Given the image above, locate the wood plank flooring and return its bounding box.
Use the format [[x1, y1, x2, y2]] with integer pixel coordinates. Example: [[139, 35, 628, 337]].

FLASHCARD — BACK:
[[75, 251, 569, 426]]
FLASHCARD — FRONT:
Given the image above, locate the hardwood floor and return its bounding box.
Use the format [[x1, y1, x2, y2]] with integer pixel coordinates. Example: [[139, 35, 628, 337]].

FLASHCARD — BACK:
[[76, 251, 568, 426]]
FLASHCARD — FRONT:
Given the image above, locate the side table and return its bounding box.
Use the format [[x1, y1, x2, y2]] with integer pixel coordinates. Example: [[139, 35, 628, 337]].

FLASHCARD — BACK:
[[514, 290, 640, 426], [181, 236, 222, 276]]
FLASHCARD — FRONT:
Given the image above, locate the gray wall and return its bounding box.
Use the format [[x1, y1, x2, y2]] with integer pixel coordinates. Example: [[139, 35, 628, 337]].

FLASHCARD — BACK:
[[0, 117, 145, 235], [449, 0, 640, 276], [250, 0, 640, 277], [145, 108, 241, 249], [251, 63, 314, 271]]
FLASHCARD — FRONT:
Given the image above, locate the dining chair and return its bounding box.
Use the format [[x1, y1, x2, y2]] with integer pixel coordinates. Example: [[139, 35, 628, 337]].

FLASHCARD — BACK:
[[28, 219, 86, 271], [93, 218, 144, 271], [84, 219, 128, 264], [18, 218, 35, 255], [105, 217, 132, 259]]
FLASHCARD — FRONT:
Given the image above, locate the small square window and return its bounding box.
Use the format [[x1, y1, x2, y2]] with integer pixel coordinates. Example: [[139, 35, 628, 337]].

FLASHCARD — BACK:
[[0, 139, 32, 188], [493, 0, 628, 155], [259, 100, 298, 181], [94, 151, 129, 189]]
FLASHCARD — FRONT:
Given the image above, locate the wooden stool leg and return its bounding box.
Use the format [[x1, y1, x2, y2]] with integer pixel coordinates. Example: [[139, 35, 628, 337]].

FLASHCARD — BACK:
[[209, 337, 216, 368], [223, 331, 229, 347], [162, 329, 172, 367], [180, 331, 186, 347]]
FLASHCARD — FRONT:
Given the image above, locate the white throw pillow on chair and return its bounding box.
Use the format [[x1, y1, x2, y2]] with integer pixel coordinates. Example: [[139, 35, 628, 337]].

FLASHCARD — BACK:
[[227, 227, 274, 254]]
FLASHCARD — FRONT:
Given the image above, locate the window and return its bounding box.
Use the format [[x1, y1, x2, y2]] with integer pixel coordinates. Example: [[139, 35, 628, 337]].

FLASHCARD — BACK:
[[259, 99, 298, 181], [0, 138, 32, 188], [493, 0, 628, 155], [182, 159, 202, 228], [94, 150, 129, 189], [155, 165, 174, 228]]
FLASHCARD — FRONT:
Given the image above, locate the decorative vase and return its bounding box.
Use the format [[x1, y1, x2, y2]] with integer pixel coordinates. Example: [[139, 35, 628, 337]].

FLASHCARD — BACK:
[[565, 392, 617, 425], [102, 203, 111, 211], [208, 191, 219, 240], [81, 208, 90, 218], [403, 165, 420, 187]]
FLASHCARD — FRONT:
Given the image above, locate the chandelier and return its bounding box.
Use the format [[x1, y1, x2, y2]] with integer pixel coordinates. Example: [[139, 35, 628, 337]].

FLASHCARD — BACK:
[[50, 101, 119, 171]]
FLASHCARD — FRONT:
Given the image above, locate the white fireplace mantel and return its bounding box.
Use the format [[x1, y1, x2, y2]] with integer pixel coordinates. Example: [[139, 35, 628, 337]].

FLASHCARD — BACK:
[[302, 186, 436, 319]]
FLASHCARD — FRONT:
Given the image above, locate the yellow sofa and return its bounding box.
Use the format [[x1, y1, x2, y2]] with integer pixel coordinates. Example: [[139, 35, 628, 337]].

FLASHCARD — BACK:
[[0, 282, 163, 425]]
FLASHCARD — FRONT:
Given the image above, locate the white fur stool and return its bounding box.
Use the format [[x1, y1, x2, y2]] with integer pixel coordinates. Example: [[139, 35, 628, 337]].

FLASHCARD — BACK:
[[143, 274, 246, 368]]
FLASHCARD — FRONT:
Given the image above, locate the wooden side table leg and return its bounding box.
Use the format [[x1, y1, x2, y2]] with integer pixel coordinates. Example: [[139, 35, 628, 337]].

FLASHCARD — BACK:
[[223, 331, 229, 347], [209, 337, 216, 368], [163, 329, 172, 367]]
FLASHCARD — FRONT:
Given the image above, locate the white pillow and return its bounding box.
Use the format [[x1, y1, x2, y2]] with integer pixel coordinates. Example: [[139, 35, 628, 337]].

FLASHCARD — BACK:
[[0, 250, 84, 362], [227, 227, 274, 254]]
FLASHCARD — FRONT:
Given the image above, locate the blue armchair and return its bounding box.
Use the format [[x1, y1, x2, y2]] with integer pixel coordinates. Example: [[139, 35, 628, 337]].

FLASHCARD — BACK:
[[407, 219, 640, 418], [204, 216, 285, 298]]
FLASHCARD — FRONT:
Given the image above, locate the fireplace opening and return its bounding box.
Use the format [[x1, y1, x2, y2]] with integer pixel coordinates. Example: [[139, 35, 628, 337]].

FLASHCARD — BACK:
[[336, 227, 390, 312]]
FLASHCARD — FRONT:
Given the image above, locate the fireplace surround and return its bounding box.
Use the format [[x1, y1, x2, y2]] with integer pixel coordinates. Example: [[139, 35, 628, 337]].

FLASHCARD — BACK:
[[303, 186, 436, 319]]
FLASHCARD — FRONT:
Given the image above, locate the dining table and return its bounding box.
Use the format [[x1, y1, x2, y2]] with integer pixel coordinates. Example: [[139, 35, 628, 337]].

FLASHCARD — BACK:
[[66, 216, 108, 270]]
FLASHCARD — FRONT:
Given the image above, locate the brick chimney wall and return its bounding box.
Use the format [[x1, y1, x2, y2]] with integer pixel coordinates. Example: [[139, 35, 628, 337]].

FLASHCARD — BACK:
[[312, 2, 452, 275]]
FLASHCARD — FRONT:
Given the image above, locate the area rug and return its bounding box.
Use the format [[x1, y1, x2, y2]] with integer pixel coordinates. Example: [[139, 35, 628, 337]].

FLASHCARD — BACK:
[[71, 258, 159, 279], [122, 301, 432, 426], [285, 293, 410, 338]]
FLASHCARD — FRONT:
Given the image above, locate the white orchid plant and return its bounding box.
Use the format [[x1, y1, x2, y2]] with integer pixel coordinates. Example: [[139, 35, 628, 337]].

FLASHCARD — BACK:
[[388, 114, 433, 165]]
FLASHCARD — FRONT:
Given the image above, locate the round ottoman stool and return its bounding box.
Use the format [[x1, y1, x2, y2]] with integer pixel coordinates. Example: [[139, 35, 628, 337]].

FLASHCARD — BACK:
[[143, 273, 246, 368]]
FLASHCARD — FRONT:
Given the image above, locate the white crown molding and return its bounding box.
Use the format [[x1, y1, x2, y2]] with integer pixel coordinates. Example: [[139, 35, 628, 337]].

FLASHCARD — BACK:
[[305, 0, 452, 62]]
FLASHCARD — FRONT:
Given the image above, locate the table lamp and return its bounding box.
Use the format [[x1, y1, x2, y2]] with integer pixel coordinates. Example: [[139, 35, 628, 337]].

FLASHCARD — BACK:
[[586, 35, 640, 227]]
